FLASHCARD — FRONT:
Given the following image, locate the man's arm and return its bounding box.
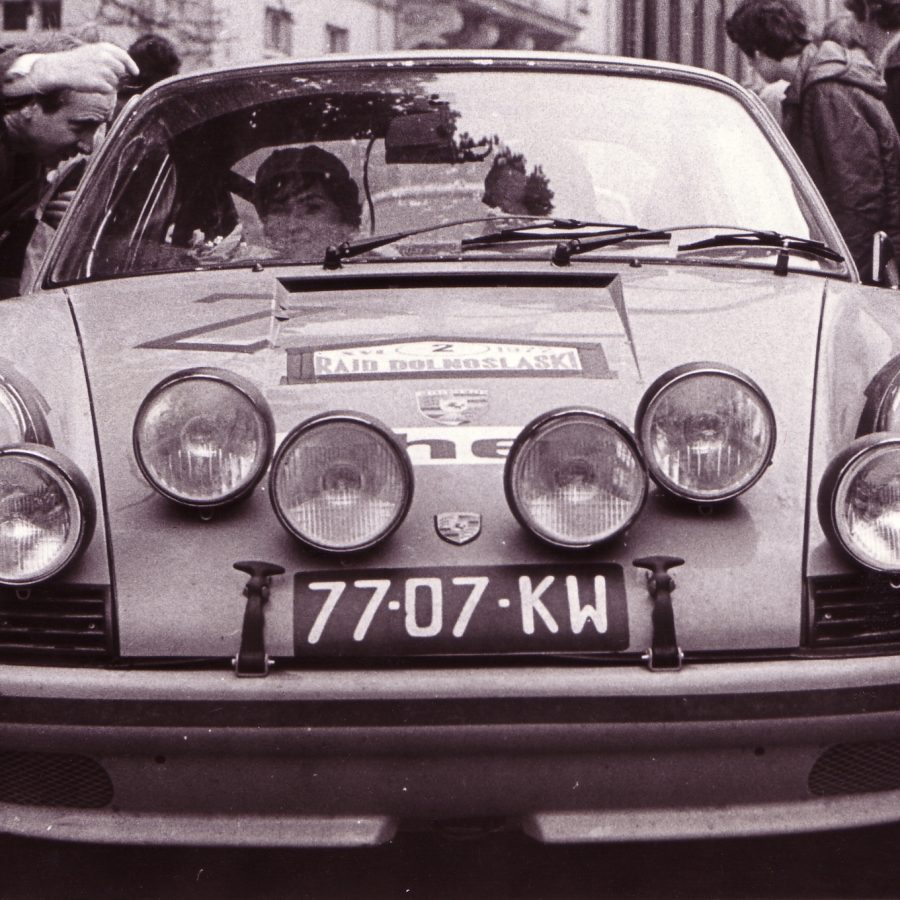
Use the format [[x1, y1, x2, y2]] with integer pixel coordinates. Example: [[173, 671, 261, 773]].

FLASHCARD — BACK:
[[1, 43, 138, 97]]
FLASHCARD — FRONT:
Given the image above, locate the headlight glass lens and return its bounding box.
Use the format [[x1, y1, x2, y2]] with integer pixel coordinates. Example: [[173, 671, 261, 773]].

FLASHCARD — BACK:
[[271, 417, 412, 551], [0, 448, 92, 585], [876, 380, 900, 431], [830, 439, 900, 572], [134, 371, 273, 507], [506, 411, 647, 547], [638, 368, 775, 501]]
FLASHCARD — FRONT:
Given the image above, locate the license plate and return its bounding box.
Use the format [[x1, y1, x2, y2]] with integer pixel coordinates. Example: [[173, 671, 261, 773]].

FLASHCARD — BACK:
[[293, 563, 628, 657]]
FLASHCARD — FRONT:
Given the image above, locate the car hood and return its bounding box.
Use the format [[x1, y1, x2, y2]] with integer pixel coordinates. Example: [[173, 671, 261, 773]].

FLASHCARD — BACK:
[[61, 261, 831, 659]]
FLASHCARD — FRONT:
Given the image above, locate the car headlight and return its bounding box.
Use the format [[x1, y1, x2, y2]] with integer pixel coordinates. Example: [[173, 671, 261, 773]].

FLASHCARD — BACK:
[[270, 412, 413, 552], [133, 368, 274, 508], [818, 433, 900, 573], [0, 444, 95, 586], [504, 408, 647, 548], [0, 364, 52, 446], [635, 363, 776, 502]]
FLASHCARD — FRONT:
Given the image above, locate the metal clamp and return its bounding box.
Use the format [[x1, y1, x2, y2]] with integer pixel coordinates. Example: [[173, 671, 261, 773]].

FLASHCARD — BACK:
[[633, 555, 685, 672], [232, 560, 284, 677]]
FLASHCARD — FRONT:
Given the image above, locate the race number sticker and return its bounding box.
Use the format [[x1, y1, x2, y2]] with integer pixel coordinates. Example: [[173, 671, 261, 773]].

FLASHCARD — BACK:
[[311, 340, 584, 378]]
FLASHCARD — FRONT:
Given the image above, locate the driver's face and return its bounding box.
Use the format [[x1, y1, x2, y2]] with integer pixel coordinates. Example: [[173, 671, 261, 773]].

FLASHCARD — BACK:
[[22, 91, 113, 166], [261, 179, 354, 257]]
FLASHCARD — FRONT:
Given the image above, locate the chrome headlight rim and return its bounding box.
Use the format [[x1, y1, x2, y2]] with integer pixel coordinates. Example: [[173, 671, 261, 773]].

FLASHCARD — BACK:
[[0, 442, 96, 586], [133, 367, 275, 509], [0, 362, 53, 446], [818, 432, 900, 574], [504, 406, 648, 550], [858, 355, 900, 435], [269, 410, 414, 554], [635, 361, 776, 503]]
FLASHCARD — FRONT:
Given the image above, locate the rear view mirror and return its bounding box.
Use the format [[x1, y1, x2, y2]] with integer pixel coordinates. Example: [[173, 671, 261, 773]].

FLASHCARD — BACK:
[[873, 231, 899, 289], [385, 112, 457, 164]]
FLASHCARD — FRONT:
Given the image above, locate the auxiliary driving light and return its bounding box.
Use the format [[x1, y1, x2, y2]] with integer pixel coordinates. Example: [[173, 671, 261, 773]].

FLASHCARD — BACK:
[[636, 363, 776, 502], [0, 444, 95, 585], [818, 433, 900, 573], [269, 412, 413, 552], [133, 368, 275, 508], [504, 408, 647, 548]]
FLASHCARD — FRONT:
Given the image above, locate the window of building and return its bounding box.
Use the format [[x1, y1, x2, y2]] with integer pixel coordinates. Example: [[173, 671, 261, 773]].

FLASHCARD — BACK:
[[3, 1, 31, 30], [326, 24, 349, 54], [264, 6, 293, 55], [40, 0, 60, 28]]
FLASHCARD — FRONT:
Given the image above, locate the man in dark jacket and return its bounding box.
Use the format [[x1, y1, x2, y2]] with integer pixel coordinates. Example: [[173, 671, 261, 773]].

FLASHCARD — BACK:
[[838, 0, 900, 136], [726, 0, 900, 282]]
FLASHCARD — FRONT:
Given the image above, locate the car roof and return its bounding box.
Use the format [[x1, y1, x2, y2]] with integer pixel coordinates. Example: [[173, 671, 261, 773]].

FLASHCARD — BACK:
[[147, 49, 745, 97]]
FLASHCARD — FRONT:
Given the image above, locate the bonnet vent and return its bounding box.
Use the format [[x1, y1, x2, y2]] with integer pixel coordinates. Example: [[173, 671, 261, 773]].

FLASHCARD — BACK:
[[0, 584, 113, 660], [810, 574, 900, 648]]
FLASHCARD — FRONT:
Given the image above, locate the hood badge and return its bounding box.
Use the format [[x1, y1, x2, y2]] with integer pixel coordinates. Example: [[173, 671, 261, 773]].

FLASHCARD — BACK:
[[435, 512, 482, 545], [417, 389, 488, 426]]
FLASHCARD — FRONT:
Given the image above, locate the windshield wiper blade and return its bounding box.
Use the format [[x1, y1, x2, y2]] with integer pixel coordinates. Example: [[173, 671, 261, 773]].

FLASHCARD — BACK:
[[461, 220, 645, 249], [677, 229, 845, 264], [322, 214, 568, 268]]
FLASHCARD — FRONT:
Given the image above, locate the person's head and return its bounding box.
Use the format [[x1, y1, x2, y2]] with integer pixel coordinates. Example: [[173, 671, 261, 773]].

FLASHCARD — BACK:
[[2, 32, 115, 165], [126, 34, 181, 90], [726, 0, 810, 81], [254, 146, 361, 256], [845, 0, 900, 30], [482, 148, 553, 216]]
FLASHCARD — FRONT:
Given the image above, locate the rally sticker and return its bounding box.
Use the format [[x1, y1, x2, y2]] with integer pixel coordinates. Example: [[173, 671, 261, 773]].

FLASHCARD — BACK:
[[416, 389, 489, 426], [312, 340, 584, 378]]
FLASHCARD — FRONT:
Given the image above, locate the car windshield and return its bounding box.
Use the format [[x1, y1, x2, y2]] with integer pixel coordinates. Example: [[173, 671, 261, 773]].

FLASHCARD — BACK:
[[48, 62, 840, 284]]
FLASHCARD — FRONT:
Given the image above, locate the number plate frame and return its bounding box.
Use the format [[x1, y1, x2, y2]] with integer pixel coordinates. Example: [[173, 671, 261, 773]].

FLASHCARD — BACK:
[[293, 563, 628, 657]]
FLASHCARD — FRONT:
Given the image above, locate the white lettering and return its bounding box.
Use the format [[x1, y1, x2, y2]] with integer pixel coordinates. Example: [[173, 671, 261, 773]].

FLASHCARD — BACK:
[[451, 576, 489, 638], [519, 575, 559, 635], [566, 575, 608, 634], [405, 578, 443, 637], [352, 579, 391, 641], [307, 581, 345, 644]]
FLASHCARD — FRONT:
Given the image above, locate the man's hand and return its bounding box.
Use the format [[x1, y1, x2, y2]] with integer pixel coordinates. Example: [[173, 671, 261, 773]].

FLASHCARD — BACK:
[[41, 190, 76, 229], [17, 43, 139, 96]]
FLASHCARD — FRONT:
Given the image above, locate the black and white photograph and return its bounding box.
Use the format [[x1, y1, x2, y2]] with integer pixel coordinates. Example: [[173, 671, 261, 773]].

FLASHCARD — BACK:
[[2, 0, 900, 896]]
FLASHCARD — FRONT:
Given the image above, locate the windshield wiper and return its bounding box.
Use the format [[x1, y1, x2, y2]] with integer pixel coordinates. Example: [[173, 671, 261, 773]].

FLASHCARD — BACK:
[[677, 228, 844, 272], [461, 220, 646, 249], [322, 214, 579, 268], [550, 224, 845, 273]]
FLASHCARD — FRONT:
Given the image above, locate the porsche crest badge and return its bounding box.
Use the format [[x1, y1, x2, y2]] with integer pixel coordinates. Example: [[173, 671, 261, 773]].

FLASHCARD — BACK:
[[435, 512, 482, 545]]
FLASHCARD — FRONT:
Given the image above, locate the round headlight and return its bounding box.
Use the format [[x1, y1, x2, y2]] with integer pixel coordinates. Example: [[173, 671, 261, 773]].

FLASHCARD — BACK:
[[0, 364, 52, 446], [134, 368, 274, 508], [818, 433, 900, 573], [504, 408, 647, 548], [636, 363, 776, 502], [0, 444, 95, 586], [270, 412, 413, 552]]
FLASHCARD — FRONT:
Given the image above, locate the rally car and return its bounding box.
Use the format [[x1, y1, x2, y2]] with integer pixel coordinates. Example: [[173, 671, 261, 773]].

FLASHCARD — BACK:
[[1, 50, 899, 846]]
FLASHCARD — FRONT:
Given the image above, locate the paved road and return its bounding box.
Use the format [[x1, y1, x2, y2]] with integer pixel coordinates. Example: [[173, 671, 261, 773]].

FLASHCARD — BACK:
[[4, 822, 900, 899]]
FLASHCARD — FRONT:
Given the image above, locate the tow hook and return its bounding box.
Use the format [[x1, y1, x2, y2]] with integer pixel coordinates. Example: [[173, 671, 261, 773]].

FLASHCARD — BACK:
[[633, 555, 685, 672], [233, 560, 285, 677]]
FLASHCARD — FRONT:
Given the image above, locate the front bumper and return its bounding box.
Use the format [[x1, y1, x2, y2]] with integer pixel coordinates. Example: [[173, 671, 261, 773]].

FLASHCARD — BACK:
[[3, 657, 900, 846]]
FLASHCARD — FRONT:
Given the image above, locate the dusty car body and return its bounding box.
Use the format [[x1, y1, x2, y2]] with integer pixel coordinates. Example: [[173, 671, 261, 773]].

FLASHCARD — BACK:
[[1, 51, 899, 846]]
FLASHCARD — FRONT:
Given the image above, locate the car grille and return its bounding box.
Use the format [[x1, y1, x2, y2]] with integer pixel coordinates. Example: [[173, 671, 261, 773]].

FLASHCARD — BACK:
[[0, 584, 113, 659], [809, 739, 900, 796], [0, 751, 113, 808], [809, 574, 900, 648]]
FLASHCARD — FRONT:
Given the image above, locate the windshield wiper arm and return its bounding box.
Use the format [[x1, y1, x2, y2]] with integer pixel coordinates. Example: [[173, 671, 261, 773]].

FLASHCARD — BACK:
[[322, 214, 572, 268], [551, 228, 673, 265]]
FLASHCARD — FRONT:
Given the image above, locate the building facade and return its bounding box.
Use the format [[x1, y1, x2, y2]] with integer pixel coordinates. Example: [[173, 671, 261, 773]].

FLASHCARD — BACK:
[[0, 0, 853, 77]]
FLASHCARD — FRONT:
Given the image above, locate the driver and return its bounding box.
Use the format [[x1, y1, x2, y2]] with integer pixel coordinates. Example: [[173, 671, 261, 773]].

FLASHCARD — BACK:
[[253, 145, 361, 258]]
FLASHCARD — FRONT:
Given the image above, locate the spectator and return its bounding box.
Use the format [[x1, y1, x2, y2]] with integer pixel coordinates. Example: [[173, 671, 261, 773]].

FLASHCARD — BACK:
[[726, 0, 900, 282], [116, 34, 180, 117], [0, 35, 124, 296], [835, 0, 900, 135]]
